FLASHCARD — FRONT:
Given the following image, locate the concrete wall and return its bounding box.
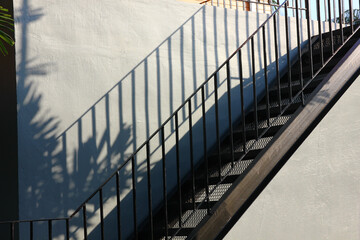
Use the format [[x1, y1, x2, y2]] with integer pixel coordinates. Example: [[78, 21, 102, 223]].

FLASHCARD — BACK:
[[14, 0, 330, 238], [224, 76, 360, 239]]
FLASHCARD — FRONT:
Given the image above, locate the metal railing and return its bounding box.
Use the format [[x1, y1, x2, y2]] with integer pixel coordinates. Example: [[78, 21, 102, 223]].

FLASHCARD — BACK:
[[1, 0, 360, 239], [200, 0, 307, 14]]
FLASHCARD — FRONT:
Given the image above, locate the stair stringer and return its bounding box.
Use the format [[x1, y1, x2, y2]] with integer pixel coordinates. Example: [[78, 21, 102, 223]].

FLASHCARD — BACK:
[[187, 34, 360, 240]]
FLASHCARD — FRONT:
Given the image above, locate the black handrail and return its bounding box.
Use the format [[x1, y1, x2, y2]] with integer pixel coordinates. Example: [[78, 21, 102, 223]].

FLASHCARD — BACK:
[[1, 0, 360, 239]]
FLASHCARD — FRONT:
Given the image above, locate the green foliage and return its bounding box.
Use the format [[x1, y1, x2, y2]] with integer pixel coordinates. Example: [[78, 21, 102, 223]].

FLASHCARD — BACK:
[[335, 9, 360, 24], [0, 5, 15, 56]]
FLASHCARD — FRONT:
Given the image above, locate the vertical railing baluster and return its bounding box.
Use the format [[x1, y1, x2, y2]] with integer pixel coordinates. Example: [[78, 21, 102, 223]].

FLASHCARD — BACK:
[[333, 0, 337, 29], [284, 2, 292, 103], [262, 26, 270, 127], [201, 86, 210, 214], [48, 220, 52, 240], [146, 142, 154, 240], [230, 0, 232, 9], [306, 0, 314, 79], [339, 0, 344, 44], [30, 221, 34, 240], [251, 37, 259, 139], [342, 0, 345, 24], [236, 0, 238, 10], [99, 189, 105, 240], [328, 0, 334, 54], [238, 50, 247, 154], [349, 0, 354, 33], [175, 112, 182, 228], [83, 205, 87, 240], [116, 172, 122, 240], [188, 99, 196, 210], [214, 73, 222, 180], [223, 0, 225, 8], [10, 223, 14, 240], [66, 219, 70, 240], [317, 0, 324, 66], [161, 126, 168, 238], [274, 15, 282, 112], [226, 62, 235, 167], [131, 156, 138, 240], [295, 0, 305, 105]]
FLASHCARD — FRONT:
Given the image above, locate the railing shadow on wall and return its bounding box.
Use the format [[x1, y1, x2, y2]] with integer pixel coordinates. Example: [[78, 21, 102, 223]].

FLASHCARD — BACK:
[[62, 6, 313, 240], [87, 12, 312, 240], [12, 4, 257, 239], [13, 0, 57, 239], [4, 0, 342, 239]]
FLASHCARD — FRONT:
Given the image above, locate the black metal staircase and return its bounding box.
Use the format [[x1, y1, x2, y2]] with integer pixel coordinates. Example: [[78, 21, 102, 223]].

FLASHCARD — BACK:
[[1, 1, 360, 240], [146, 24, 360, 240]]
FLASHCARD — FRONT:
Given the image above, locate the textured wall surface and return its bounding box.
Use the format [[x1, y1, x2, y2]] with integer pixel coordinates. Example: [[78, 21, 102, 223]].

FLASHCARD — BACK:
[[14, 0, 326, 238], [225, 76, 360, 240]]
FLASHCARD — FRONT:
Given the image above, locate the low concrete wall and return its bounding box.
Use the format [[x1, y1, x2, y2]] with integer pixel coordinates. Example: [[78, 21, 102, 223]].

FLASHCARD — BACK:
[[224, 76, 360, 240], [14, 0, 331, 238]]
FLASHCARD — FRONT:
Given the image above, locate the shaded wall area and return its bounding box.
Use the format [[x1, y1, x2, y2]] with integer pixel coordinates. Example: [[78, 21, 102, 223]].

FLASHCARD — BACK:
[[13, 0, 331, 238]]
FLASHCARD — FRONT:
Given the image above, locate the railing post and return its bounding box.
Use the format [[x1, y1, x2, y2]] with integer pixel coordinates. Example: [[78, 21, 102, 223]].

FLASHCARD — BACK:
[[66, 219, 70, 240], [48, 220, 52, 240], [251, 37, 259, 139], [238, 50, 247, 154], [349, 0, 354, 33], [160, 126, 168, 238], [175, 112, 182, 228], [146, 142, 154, 240], [226, 62, 235, 167], [262, 26, 270, 127], [306, 0, 314, 79], [339, 0, 344, 44], [317, 0, 325, 66], [328, 0, 334, 54], [214, 73, 222, 180], [188, 99, 196, 209], [10, 223, 14, 240], [295, 0, 305, 105], [116, 172, 122, 240], [83, 205, 87, 240], [201, 86, 210, 214], [30, 221, 34, 240], [99, 189, 105, 240], [131, 156, 138, 240], [333, 0, 337, 29], [274, 13, 282, 112]]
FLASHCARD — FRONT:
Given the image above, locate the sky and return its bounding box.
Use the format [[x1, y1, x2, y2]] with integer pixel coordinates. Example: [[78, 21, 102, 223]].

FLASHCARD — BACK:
[[275, 0, 360, 21]]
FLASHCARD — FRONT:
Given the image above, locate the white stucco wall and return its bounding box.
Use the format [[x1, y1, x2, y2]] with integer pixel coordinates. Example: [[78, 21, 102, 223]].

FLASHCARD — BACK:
[[14, 0, 333, 238], [225, 76, 360, 239]]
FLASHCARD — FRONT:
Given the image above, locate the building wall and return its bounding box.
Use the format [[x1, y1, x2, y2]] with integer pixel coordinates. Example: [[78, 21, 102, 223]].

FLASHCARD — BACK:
[[14, 0, 329, 238], [224, 75, 360, 239], [0, 1, 18, 238]]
